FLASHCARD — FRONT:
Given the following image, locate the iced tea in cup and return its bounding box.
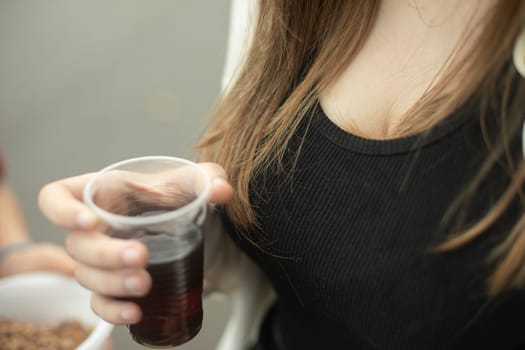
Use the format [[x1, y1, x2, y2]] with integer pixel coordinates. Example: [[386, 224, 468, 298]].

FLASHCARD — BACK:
[[83, 156, 211, 348]]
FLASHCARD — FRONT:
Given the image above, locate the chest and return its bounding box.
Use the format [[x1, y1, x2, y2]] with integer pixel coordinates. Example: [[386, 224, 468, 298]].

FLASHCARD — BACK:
[[235, 113, 520, 348], [317, 1, 493, 140]]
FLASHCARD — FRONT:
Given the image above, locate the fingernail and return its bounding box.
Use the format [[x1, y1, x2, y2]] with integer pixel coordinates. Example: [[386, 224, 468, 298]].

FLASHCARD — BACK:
[[76, 212, 96, 229], [120, 308, 135, 322], [213, 178, 228, 186], [124, 276, 142, 293], [122, 247, 141, 266]]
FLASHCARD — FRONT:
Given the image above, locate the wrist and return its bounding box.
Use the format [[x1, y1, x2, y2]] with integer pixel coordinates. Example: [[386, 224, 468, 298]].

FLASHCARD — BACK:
[[0, 240, 34, 269]]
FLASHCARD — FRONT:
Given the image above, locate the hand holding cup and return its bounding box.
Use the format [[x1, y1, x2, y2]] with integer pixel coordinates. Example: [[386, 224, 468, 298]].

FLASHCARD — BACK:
[[39, 157, 233, 348]]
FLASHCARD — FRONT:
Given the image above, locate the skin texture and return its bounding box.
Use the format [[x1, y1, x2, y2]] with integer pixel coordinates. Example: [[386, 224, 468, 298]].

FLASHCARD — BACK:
[[320, 0, 496, 139]]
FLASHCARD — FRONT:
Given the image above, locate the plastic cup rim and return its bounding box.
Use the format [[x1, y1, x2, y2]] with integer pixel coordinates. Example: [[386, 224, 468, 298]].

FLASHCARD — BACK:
[[83, 156, 211, 227]]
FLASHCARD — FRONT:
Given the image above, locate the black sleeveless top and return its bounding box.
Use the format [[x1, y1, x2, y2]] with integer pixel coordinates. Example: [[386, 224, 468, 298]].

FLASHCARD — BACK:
[[222, 97, 525, 350]]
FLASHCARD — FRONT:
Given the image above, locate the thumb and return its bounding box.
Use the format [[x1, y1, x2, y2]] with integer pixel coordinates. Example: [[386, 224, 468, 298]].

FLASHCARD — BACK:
[[198, 162, 234, 204]]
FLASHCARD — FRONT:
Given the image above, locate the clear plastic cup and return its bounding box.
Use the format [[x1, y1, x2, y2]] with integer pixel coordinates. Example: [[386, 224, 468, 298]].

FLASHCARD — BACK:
[[83, 156, 211, 348]]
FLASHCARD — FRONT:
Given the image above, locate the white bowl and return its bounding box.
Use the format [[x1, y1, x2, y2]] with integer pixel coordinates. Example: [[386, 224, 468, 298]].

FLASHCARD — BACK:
[[0, 271, 114, 350]]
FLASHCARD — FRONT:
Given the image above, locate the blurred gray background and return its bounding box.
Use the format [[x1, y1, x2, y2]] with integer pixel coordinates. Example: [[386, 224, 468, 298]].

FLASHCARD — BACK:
[[0, 1, 232, 349]]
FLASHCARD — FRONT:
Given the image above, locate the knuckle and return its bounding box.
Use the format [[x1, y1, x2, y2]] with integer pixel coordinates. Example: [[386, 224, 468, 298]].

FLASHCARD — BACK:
[[65, 234, 75, 255], [73, 266, 91, 290], [92, 245, 111, 266]]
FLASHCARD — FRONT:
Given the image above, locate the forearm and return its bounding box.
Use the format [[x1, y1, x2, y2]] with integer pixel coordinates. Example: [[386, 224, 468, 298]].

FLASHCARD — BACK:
[[0, 184, 30, 247]]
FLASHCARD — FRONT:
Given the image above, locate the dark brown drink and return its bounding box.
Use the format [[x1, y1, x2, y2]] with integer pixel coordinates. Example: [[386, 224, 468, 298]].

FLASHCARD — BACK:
[[109, 221, 205, 348], [128, 239, 204, 348], [123, 238, 203, 347]]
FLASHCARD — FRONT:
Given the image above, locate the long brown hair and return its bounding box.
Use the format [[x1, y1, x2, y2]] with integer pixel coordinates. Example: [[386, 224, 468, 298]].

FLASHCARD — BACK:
[[198, 1, 525, 295]]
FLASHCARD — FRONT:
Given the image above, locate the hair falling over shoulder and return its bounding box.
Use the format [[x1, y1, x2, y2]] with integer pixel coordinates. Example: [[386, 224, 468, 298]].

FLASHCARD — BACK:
[[197, 0, 525, 296]]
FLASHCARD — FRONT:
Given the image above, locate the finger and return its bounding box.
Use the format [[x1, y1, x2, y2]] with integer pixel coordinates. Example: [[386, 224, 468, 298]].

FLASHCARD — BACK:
[[198, 162, 234, 204], [209, 177, 234, 204], [91, 293, 142, 325], [39, 174, 100, 230], [66, 231, 148, 269], [75, 264, 151, 297]]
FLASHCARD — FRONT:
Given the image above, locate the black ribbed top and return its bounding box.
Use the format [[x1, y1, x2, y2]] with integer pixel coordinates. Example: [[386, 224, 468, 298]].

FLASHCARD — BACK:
[[223, 100, 525, 350], [312, 100, 473, 155]]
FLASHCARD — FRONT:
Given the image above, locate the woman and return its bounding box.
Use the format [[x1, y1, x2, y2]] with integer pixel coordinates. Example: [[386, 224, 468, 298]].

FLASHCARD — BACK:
[[39, 1, 525, 349]]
